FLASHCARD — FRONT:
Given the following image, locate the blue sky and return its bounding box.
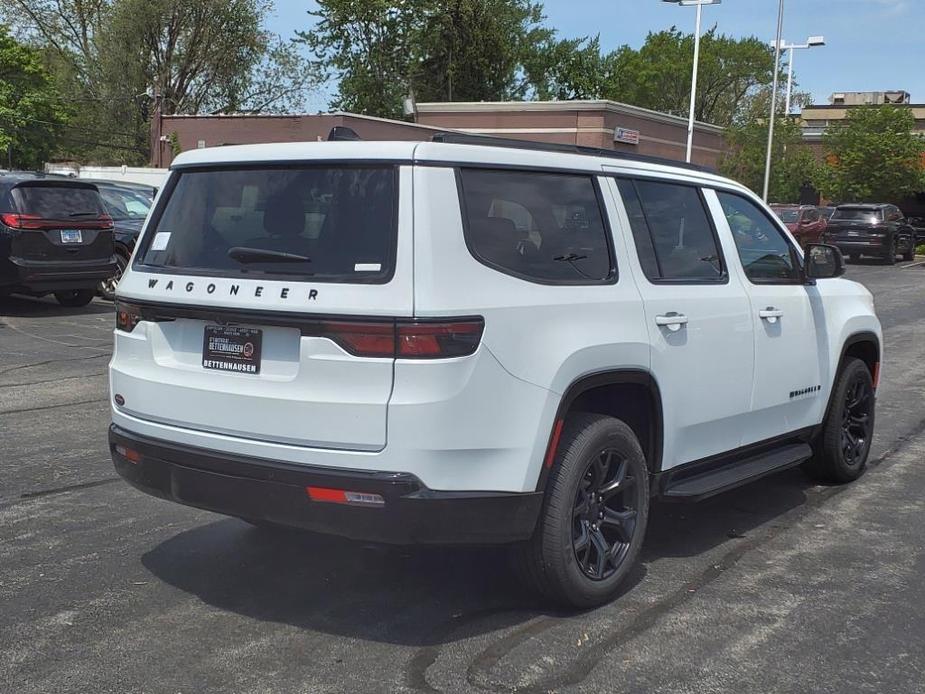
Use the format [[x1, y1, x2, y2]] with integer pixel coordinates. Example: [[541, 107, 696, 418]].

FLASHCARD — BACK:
[[266, 0, 924, 112]]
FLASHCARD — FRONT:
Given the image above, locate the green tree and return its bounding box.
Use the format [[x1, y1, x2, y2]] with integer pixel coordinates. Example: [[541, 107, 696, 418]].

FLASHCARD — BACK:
[[0, 25, 70, 169], [523, 35, 610, 101], [607, 28, 776, 127], [525, 26, 775, 128], [3, 0, 317, 164], [719, 89, 820, 202], [298, 1, 422, 119], [819, 105, 925, 202], [299, 0, 551, 118], [413, 0, 550, 102]]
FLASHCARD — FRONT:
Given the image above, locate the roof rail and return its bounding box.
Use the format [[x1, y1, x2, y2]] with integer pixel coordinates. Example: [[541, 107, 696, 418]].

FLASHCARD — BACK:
[[430, 131, 715, 173]]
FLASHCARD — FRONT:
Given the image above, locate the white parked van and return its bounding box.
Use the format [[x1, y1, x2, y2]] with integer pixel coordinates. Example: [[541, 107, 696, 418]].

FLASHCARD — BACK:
[[110, 133, 881, 607]]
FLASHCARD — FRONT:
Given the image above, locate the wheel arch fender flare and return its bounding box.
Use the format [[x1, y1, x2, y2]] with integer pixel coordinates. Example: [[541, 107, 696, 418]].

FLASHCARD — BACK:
[[535, 369, 664, 493]]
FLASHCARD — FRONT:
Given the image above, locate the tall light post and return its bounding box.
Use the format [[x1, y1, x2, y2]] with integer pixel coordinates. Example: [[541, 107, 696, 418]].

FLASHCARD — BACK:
[[762, 0, 785, 202], [663, 0, 722, 163], [777, 36, 825, 115]]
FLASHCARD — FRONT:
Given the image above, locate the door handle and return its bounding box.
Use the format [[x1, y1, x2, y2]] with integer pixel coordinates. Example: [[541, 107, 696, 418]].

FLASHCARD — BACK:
[[655, 312, 688, 331], [759, 307, 784, 323]]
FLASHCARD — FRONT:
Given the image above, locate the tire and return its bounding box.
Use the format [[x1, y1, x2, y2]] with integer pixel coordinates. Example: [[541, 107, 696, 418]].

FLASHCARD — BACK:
[[803, 358, 875, 484], [99, 251, 129, 301], [884, 238, 897, 265], [515, 413, 649, 608], [54, 288, 95, 307]]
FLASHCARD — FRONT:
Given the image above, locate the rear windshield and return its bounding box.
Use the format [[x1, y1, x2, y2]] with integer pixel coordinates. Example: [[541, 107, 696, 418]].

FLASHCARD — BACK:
[[11, 184, 105, 219], [138, 166, 397, 282], [774, 209, 800, 223], [832, 207, 882, 222], [99, 187, 151, 221]]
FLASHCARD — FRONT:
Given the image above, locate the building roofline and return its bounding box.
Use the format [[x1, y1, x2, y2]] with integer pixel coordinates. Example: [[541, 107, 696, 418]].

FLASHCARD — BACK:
[[159, 110, 447, 132], [802, 103, 925, 110], [415, 100, 724, 133]]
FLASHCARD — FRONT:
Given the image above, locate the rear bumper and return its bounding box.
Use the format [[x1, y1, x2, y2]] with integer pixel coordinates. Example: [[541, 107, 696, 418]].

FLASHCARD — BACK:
[[829, 239, 887, 254], [109, 424, 543, 545], [2, 256, 117, 292]]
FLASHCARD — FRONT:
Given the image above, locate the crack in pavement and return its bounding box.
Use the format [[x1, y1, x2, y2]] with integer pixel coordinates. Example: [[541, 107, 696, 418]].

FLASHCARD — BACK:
[[2, 398, 108, 416], [3, 477, 121, 507], [0, 353, 109, 376], [0, 371, 109, 389]]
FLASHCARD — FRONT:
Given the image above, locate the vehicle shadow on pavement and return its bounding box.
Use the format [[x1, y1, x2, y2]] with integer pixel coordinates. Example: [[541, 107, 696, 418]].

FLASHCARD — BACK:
[[0, 295, 113, 317], [140, 520, 579, 647], [140, 470, 813, 646], [645, 467, 813, 559]]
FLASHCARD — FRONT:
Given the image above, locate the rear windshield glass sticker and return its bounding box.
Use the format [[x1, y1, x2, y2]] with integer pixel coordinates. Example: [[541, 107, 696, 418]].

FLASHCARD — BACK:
[[150, 231, 171, 251], [354, 263, 382, 272]]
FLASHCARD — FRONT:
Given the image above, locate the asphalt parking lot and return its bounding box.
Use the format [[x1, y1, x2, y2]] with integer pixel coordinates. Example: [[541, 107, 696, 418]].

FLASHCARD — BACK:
[[3, 260, 925, 694]]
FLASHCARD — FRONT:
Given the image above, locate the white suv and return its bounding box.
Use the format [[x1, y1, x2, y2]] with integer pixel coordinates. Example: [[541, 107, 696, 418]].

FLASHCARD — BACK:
[[109, 133, 881, 607]]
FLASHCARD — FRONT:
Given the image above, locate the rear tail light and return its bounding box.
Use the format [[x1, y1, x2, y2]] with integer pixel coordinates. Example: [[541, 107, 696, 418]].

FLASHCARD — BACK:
[[316, 318, 484, 359], [115, 301, 141, 333], [397, 321, 484, 358], [0, 212, 113, 230]]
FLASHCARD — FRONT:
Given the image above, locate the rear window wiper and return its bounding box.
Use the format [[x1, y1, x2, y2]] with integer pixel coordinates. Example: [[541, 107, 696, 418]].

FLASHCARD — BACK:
[[69, 211, 100, 217], [228, 247, 312, 264]]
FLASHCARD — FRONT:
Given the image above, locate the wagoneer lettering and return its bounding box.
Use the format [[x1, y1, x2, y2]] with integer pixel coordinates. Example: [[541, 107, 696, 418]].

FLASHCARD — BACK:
[[109, 135, 882, 608]]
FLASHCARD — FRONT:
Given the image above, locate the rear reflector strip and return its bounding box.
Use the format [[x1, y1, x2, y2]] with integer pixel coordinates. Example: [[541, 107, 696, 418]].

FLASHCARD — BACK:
[[872, 361, 880, 389], [544, 419, 565, 469], [114, 445, 142, 464], [306, 486, 385, 507]]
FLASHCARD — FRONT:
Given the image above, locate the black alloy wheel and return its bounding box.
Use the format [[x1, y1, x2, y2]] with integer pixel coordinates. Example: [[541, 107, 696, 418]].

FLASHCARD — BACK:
[[840, 371, 874, 467], [572, 449, 638, 580], [515, 413, 649, 607], [803, 357, 875, 483]]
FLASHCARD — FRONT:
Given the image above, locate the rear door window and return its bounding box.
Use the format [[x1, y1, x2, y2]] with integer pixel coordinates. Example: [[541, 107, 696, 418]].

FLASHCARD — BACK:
[[138, 166, 397, 283], [11, 184, 106, 219], [616, 178, 725, 282], [458, 168, 615, 284]]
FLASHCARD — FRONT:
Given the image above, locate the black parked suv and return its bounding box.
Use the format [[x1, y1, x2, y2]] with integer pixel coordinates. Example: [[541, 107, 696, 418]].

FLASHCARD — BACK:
[[825, 203, 915, 265], [0, 173, 116, 306]]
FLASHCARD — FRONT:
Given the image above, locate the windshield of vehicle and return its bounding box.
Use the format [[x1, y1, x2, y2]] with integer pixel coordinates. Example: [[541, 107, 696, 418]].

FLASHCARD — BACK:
[[774, 209, 800, 223], [11, 183, 106, 219], [99, 187, 151, 221], [832, 207, 883, 223], [138, 166, 397, 282]]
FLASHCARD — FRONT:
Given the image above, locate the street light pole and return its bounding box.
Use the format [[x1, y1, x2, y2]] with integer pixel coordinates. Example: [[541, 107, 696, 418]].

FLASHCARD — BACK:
[[779, 36, 825, 115], [785, 48, 796, 116], [762, 0, 785, 202], [686, 2, 703, 163], [663, 0, 721, 163]]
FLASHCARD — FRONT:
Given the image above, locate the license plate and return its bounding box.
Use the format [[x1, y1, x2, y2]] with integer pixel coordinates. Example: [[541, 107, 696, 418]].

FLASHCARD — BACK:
[[60, 229, 83, 244], [202, 326, 262, 374]]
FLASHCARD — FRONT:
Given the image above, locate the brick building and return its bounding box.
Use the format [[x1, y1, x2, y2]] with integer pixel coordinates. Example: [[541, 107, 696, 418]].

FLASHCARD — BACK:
[[152, 100, 726, 168]]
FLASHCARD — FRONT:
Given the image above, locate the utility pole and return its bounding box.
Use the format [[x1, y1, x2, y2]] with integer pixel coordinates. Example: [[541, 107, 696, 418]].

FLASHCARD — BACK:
[[762, 0, 785, 202]]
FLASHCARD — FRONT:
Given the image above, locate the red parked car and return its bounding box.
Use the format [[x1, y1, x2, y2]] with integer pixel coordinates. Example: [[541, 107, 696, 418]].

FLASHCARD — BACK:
[[770, 204, 828, 248]]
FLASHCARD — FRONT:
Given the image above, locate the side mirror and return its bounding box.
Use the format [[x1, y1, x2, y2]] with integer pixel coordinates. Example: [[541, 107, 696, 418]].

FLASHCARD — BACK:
[[805, 243, 845, 279]]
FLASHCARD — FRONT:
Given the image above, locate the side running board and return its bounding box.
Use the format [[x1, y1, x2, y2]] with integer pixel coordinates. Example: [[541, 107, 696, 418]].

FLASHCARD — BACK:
[[660, 442, 813, 502]]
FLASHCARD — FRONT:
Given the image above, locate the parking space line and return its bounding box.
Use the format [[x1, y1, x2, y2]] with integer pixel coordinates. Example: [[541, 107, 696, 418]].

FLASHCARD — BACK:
[[901, 260, 925, 269]]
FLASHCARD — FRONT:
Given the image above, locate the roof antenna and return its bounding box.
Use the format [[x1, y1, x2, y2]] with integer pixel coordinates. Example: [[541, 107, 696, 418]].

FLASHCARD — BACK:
[[328, 126, 361, 141]]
